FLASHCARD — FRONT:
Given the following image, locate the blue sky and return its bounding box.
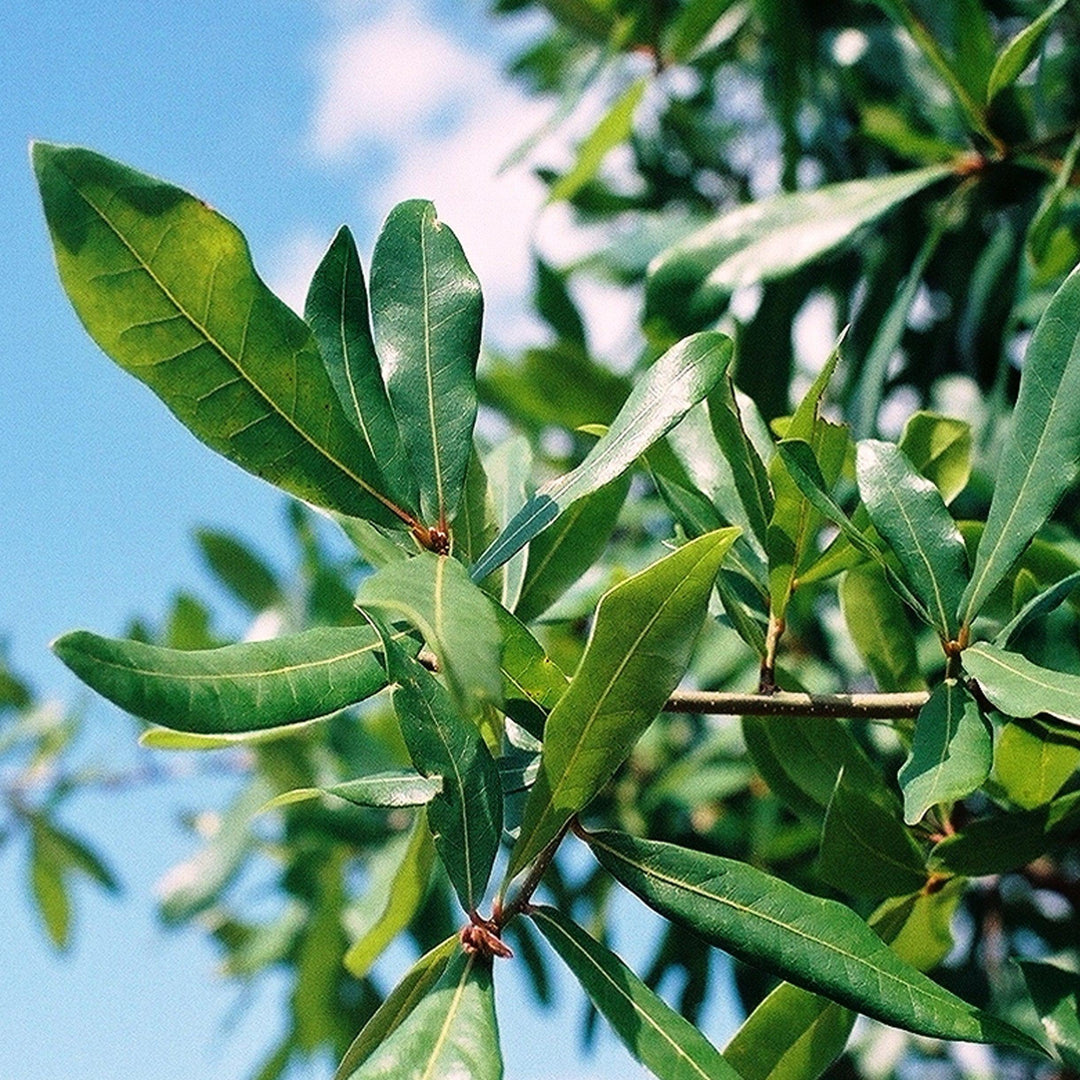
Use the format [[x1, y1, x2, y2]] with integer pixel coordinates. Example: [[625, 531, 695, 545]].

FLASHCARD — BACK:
[[0, 2, 733, 1077]]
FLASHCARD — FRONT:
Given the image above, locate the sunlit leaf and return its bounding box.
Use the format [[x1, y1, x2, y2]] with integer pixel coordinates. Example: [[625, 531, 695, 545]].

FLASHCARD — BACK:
[[986, 0, 1071, 102], [965, 642, 1080, 727]]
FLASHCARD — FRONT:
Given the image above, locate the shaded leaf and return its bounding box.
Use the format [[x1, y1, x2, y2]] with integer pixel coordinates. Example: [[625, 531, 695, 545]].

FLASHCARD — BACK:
[[898, 412, 972, 505], [995, 570, 1080, 649], [534, 258, 586, 347], [507, 528, 739, 878], [472, 332, 734, 580], [1018, 960, 1080, 1070], [52, 625, 405, 733], [585, 829, 1038, 1050], [32, 143, 413, 528], [495, 606, 569, 737], [961, 263, 1080, 625], [485, 436, 533, 613], [994, 719, 1080, 810], [530, 905, 742, 1080], [195, 529, 283, 613], [370, 199, 482, 528], [987, 0, 1071, 102]]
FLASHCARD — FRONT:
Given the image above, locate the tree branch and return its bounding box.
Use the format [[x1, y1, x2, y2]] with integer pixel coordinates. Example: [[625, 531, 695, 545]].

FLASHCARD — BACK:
[[662, 688, 928, 718]]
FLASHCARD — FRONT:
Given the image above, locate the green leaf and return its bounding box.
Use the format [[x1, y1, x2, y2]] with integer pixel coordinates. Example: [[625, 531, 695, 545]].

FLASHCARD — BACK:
[[994, 719, 1080, 809], [930, 790, 1080, 876], [371, 618, 502, 913], [840, 564, 924, 692], [986, 0, 1071, 102], [334, 936, 458, 1080], [484, 436, 533, 613], [961, 263, 1080, 626], [472, 332, 734, 580], [52, 625, 404, 733], [1018, 960, 1080, 1070], [369, 199, 482, 528], [534, 258, 586, 347], [995, 570, 1080, 648], [32, 143, 413, 529], [195, 529, 283, 613], [344, 813, 437, 977], [141, 722, 323, 751], [514, 474, 630, 624], [645, 166, 951, 339], [328, 772, 443, 809], [342, 950, 502, 1080], [495, 606, 569, 737], [29, 828, 70, 949], [707, 372, 773, 549], [305, 225, 416, 511], [817, 770, 928, 898], [454, 447, 498, 569], [898, 412, 972, 505], [29, 816, 119, 894], [530, 905, 742, 1080], [663, 0, 742, 61], [507, 528, 739, 879], [856, 439, 969, 641], [585, 829, 1038, 1050], [965, 642, 1080, 727], [549, 77, 647, 204], [357, 552, 503, 715], [898, 679, 991, 825]]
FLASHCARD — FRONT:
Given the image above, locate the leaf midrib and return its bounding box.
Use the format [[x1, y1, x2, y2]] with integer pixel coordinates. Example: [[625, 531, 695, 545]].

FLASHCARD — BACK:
[[418, 954, 475, 1080]]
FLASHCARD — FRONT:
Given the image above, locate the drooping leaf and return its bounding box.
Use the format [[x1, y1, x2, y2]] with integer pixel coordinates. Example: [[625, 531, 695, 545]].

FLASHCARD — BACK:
[[370, 617, 502, 913], [549, 77, 648, 203], [305, 225, 416, 510], [334, 936, 458, 1080], [994, 719, 1080, 810], [507, 528, 739, 879], [898, 679, 991, 825], [472, 332, 734, 580], [356, 552, 503, 716], [817, 770, 928, 898], [530, 905, 742, 1080], [965, 642, 1080, 727], [52, 625, 406, 733], [514, 474, 630, 624], [840, 564, 924, 692], [961, 262, 1080, 626], [342, 950, 502, 1080], [585, 829, 1038, 1050], [1018, 960, 1080, 1070], [195, 529, 283, 614], [484, 436, 533, 613], [930, 790, 1080, 876], [32, 143, 414, 529], [856, 439, 969, 641], [645, 166, 952, 340], [369, 199, 482, 528], [344, 813, 437, 977], [986, 0, 1071, 102]]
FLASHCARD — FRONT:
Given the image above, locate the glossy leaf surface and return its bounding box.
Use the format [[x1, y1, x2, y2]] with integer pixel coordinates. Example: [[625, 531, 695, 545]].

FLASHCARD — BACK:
[[328, 772, 443, 809], [530, 905, 741, 1080], [472, 332, 733, 580], [899, 679, 991, 825], [508, 528, 739, 878], [856, 439, 968, 641], [343, 950, 502, 1080], [586, 829, 1036, 1048], [52, 626, 403, 733], [961, 263, 1080, 625], [965, 642, 1080, 726], [370, 199, 482, 527], [645, 165, 951, 339], [305, 225, 415, 510], [484, 436, 532, 613], [33, 143, 410, 529]]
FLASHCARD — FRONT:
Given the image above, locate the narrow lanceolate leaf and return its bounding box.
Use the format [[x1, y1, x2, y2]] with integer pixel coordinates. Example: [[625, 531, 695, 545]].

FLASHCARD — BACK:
[[965, 642, 1080, 726], [899, 680, 991, 825], [507, 528, 739, 879], [986, 0, 1071, 102], [484, 436, 533, 613], [1018, 961, 1080, 1070], [585, 829, 1039, 1050], [961, 263, 1080, 626], [473, 332, 734, 581], [645, 165, 951, 339], [995, 570, 1080, 648], [514, 474, 630, 624], [32, 143, 412, 529], [342, 950, 502, 1080], [372, 618, 502, 913], [530, 905, 742, 1080], [857, 440, 969, 641], [335, 936, 458, 1080], [370, 199, 482, 528], [327, 772, 443, 809], [195, 529, 283, 614], [357, 552, 503, 715], [51, 625, 405, 733], [495, 606, 569, 738], [344, 813, 436, 978], [305, 225, 416, 510]]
